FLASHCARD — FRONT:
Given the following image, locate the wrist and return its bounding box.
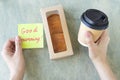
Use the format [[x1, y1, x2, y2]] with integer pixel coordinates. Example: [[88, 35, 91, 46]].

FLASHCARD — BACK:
[[10, 70, 25, 80], [92, 57, 107, 64]]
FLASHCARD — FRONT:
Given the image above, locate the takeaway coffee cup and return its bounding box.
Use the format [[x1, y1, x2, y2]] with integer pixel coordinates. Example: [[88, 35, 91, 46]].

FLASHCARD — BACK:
[[78, 9, 109, 47]]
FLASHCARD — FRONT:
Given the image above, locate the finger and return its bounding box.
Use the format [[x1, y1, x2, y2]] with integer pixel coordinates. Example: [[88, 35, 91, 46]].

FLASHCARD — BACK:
[[101, 30, 108, 40], [99, 30, 110, 45], [85, 31, 95, 48], [2, 38, 15, 55], [102, 36, 110, 47], [15, 36, 22, 53], [2, 40, 11, 51]]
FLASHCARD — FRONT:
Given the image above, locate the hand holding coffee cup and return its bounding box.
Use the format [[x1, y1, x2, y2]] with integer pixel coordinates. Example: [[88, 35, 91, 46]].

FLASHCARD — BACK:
[[78, 9, 109, 47]]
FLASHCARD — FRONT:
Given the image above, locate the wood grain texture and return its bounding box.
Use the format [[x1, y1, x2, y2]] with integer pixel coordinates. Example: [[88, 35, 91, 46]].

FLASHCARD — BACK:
[[0, 0, 120, 80]]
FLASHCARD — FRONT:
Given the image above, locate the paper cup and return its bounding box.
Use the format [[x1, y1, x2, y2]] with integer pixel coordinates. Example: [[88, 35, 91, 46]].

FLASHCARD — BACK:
[[78, 9, 109, 47]]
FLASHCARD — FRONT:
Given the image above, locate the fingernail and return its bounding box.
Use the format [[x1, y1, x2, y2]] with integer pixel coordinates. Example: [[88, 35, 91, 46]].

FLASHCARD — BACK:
[[86, 32, 91, 38], [16, 36, 21, 43], [15, 36, 19, 41], [85, 32, 92, 42]]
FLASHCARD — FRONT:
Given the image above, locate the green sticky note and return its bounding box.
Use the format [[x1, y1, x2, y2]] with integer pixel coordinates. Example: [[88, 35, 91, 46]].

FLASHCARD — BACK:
[[18, 23, 43, 49]]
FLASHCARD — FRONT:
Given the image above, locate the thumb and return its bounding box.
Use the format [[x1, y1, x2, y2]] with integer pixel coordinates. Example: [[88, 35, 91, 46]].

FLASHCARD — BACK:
[[15, 36, 22, 53], [85, 31, 94, 48]]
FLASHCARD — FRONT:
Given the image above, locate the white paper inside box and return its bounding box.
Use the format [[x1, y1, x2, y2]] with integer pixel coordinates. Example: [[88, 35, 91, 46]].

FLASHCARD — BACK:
[[40, 5, 74, 59]]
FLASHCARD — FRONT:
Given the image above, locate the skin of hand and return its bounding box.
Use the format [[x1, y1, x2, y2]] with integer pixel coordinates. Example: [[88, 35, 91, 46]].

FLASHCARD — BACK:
[[85, 30, 116, 80], [85, 30, 110, 62], [1, 36, 25, 80]]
